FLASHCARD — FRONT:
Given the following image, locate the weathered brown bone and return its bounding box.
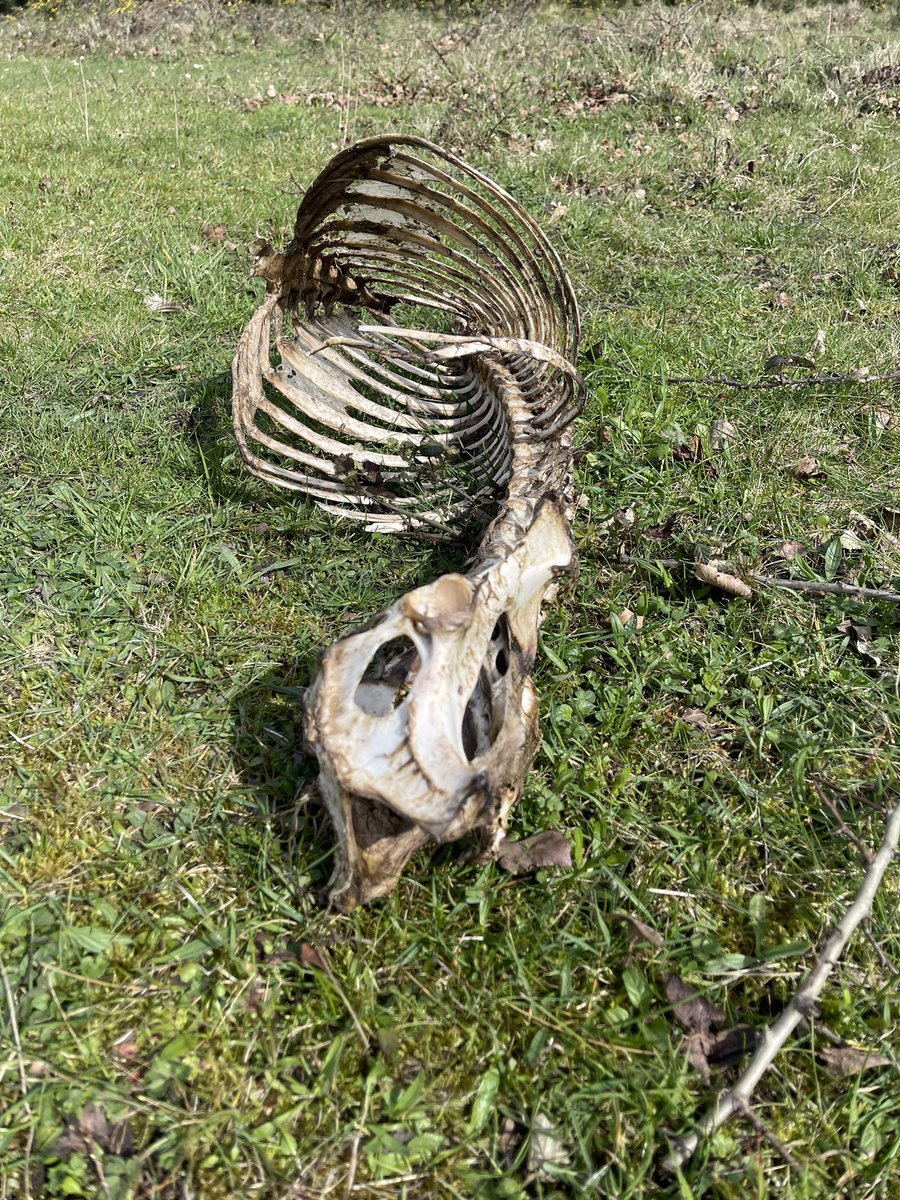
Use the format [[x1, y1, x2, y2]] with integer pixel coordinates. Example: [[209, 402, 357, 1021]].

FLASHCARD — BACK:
[[232, 136, 583, 910]]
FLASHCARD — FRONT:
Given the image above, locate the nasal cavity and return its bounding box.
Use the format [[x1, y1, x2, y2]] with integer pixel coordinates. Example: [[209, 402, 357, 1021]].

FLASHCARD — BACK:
[[462, 618, 512, 761], [354, 636, 420, 717]]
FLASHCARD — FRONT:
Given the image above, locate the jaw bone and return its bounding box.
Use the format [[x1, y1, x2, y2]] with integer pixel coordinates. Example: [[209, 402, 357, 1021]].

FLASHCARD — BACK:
[[232, 136, 584, 909]]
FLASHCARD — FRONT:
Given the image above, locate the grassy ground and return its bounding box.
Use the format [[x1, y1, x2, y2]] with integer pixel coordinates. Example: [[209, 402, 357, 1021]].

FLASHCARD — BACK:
[[1, 1, 899, 1196]]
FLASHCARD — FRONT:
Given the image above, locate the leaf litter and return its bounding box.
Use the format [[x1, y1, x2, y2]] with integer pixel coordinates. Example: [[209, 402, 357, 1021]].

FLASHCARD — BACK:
[[497, 830, 572, 874]]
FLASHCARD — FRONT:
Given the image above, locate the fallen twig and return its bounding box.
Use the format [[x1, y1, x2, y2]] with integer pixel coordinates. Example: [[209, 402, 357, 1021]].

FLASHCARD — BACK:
[[813, 780, 873, 865], [736, 1100, 803, 1173], [620, 556, 900, 604], [662, 797, 900, 1173], [660, 370, 900, 389]]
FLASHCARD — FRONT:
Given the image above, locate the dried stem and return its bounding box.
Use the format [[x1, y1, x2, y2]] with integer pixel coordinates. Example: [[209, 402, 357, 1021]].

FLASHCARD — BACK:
[[736, 1100, 803, 1173], [620, 557, 900, 604], [813, 780, 873, 865], [662, 798, 900, 1173], [661, 370, 900, 389]]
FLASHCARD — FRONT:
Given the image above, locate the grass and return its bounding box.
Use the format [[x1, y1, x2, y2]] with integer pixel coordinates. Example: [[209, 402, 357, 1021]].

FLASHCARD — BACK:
[[1, 0, 899, 1196]]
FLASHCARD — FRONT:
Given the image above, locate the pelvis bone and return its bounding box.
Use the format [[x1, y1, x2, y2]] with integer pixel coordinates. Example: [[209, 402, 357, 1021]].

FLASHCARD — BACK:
[[232, 136, 584, 910]]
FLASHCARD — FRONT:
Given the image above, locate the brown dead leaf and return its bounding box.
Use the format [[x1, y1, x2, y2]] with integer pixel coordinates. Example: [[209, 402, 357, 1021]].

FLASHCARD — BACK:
[[300, 942, 327, 971], [681, 707, 711, 730], [778, 540, 805, 561], [54, 1104, 134, 1158], [774, 291, 794, 308], [611, 911, 663, 948], [705, 1024, 760, 1068], [694, 561, 753, 598], [816, 1045, 892, 1077], [614, 912, 662, 950], [673, 434, 703, 463], [646, 513, 679, 541], [663, 973, 725, 1034], [794, 455, 822, 479], [202, 222, 228, 243], [497, 830, 572, 874]]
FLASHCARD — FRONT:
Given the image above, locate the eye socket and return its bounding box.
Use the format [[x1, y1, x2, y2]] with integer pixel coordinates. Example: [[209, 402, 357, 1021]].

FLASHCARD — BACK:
[[354, 636, 420, 716]]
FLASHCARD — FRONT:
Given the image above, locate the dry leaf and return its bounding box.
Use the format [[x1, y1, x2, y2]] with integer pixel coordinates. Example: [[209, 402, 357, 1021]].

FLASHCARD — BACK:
[[54, 1104, 134, 1158], [775, 291, 793, 308], [646, 513, 679, 541], [498, 1116, 521, 1158], [873, 408, 899, 430], [837, 617, 882, 667], [710, 419, 736, 451], [202, 222, 228, 243], [546, 204, 569, 226], [673, 433, 703, 462], [816, 1045, 892, 1077], [681, 707, 711, 730], [794, 455, 822, 479], [610, 911, 663, 948], [838, 528, 866, 551], [850, 366, 871, 381], [613, 505, 636, 530], [694, 561, 753, 598], [705, 1024, 760, 1068], [143, 293, 181, 313], [497, 830, 572, 874], [778, 540, 805, 560], [266, 83, 277, 99], [809, 328, 826, 358], [111, 1041, 138, 1060], [300, 942, 327, 970], [610, 608, 644, 629], [528, 1112, 570, 1176], [663, 973, 725, 1034]]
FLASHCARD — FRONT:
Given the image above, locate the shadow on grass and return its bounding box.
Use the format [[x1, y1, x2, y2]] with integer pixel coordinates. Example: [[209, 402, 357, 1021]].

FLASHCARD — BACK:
[[229, 656, 339, 893]]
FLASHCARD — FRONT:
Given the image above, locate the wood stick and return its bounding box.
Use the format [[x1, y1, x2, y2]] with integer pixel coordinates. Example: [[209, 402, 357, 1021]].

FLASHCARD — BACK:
[[619, 557, 900, 604], [660, 370, 900, 389], [662, 798, 900, 1173]]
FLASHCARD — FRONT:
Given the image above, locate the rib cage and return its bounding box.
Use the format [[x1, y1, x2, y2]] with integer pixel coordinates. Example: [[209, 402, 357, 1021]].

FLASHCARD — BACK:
[[232, 135, 583, 534], [231, 136, 585, 909]]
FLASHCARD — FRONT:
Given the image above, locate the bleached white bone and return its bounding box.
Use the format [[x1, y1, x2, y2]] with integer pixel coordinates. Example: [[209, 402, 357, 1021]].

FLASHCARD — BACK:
[[232, 136, 583, 909]]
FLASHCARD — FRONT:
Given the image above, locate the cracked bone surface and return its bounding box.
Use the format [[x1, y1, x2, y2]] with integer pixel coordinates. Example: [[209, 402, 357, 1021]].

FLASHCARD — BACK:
[[232, 136, 584, 910]]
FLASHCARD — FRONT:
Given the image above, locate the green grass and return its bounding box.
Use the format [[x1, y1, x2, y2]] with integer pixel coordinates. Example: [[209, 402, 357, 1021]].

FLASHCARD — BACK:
[[1, 1, 899, 1197]]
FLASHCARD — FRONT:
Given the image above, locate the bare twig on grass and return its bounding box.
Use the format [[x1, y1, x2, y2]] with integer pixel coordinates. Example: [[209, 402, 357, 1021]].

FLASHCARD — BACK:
[[662, 798, 900, 1173], [736, 1100, 803, 1173], [749, 575, 900, 603], [813, 781, 873, 865], [660, 370, 900, 389], [620, 557, 900, 604]]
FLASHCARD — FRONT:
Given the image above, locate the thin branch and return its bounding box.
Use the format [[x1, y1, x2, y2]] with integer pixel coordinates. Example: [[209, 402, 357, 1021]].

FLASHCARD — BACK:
[[619, 557, 900, 604], [736, 1100, 803, 1173], [813, 780, 873, 865], [660, 370, 900, 389], [662, 797, 900, 1173], [751, 574, 900, 603]]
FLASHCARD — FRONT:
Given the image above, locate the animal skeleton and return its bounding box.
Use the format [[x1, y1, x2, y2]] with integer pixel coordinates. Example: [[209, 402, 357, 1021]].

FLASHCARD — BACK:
[[232, 136, 584, 910]]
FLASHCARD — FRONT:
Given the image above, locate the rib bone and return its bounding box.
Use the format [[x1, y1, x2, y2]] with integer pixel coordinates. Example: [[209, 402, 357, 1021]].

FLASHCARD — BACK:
[[232, 136, 584, 909]]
